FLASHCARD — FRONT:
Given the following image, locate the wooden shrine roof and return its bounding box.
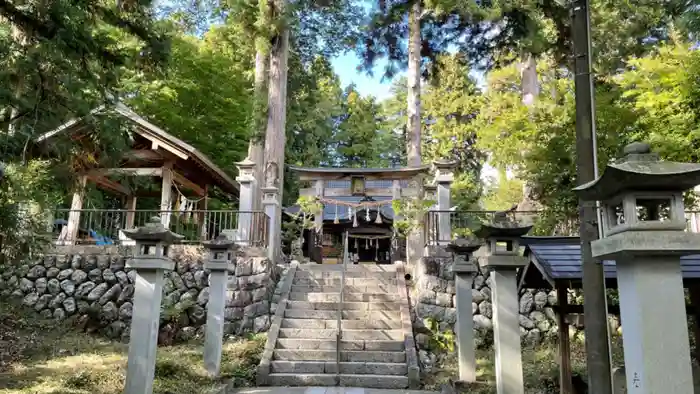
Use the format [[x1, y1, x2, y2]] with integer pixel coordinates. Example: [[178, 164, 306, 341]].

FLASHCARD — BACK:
[[518, 236, 700, 290], [289, 165, 431, 181], [36, 102, 238, 195]]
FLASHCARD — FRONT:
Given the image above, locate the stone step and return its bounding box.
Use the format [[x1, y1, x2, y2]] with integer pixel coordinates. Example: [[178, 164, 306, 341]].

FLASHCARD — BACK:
[[267, 373, 336, 387], [284, 309, 402, 321], [289, 284, 396, 293], [267, 373, 408, 389], [273, 350, 406, 363], [292, 278, 397, 287], [278, 328, 404, 341], [288, 292, 402, 302], [275, 338, 405, 351], [271, 360, 408, 375], [295, 271, 397, 279], [300, 264, 397, 273], [286, 301, 403, 311], [281, 318, 402, 330]]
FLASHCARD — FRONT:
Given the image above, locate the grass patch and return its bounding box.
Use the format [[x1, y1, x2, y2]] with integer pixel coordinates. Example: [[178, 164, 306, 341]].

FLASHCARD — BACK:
[[0, 299, 265, 394], [422, 336, 626, 393]]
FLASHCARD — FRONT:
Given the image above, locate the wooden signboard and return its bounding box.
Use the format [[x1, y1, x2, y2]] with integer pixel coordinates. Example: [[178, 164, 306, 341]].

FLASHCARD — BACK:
[[351, 176, 365, 196]]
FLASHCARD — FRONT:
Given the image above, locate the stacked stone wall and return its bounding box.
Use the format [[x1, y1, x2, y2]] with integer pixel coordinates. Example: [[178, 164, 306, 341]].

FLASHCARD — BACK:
[[0, 245, 285, 341], [411, 256, 563, 350]]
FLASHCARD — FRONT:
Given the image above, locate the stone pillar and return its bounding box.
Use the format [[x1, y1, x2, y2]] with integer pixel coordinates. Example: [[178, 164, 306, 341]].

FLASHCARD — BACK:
[[202, 235, 235, 376], [236, 158, 257, 246], [122, 217, 183, 394], [434, 160, 457, 245], [447, 238, 482, 383], [262, 185, 280, 262], [475, 222, 531, 394], [391, 180, 402, 263], [574, 142, 700, 394], [314, 179, 324, 263], [423, 184, 437, 249]]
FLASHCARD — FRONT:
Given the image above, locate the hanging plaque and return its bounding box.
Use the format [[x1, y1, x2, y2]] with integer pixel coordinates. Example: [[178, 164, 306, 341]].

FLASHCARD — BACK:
[[351, 176, 366, 196]]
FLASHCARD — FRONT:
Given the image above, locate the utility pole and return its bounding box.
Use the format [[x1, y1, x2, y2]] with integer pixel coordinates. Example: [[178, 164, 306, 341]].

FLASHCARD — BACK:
[[571, 0, 613, 393]]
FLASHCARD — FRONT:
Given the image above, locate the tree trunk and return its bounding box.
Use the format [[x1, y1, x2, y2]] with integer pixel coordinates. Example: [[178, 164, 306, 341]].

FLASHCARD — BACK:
[[516, 52, 540, 212], [263, 1, 289, 256], [520, 52, 539, 106], [248, 49, 268, 210], [264, 30, 288, 197], [406, 1, 422, 167]]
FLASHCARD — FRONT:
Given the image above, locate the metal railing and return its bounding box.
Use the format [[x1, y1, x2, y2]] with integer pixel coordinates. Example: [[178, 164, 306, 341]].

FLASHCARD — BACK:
[[48, 208, 269, 246], [425, 209, 700, 245], [335, 231, 348, 384]]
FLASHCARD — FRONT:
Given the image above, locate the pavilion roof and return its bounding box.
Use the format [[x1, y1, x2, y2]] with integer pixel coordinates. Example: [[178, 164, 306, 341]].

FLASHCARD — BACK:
[[517, 236, 700, 289], [36, 102, 239, 195]]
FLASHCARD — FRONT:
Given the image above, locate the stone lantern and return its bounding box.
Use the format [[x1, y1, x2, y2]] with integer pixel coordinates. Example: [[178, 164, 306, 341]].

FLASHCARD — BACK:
[[573, 142, 700, 394], [473, 214, 533, 394], [446, 237, 483, 383], [122, 216, 183, 394], [202, 234, 237, 376]]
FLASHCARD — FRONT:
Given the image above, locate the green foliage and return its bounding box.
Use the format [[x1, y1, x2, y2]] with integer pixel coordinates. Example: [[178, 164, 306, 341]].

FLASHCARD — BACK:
[[423, 317, 455, 353], [0, 161, 64, 264], [122, 34, 253, 181], [392, 196, 434, 237], [481, 170, 523, 211]]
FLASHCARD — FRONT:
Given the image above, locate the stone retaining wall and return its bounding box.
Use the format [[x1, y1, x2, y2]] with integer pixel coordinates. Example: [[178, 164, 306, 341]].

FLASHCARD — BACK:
[[0, 245, 285, 341], [411, 256, 563, 350]]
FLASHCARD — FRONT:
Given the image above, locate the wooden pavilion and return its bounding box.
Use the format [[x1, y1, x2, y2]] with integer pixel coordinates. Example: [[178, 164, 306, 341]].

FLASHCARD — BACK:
[[287, 166, 431, 264], [35, 102, 240, 244], [518, 236, 700, 393]]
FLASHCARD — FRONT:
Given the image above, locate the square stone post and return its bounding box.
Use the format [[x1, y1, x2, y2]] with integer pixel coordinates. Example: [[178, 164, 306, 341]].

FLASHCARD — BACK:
[[236, 158, 257, 246], [423, 184, 437, 249], [202, 235, 236, 376], [314, 180, 324, 263], [447, 238, 483, 383], [262, 185, 280, 262], [434, 160, 457, 245], [475, 219, 532, 394], [122, 217, 183, 394], [574, 142, 700, 394]]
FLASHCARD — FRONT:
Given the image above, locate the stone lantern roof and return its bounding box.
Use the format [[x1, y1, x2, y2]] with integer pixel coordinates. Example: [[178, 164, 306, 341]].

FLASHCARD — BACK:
[[202, 233, 237, 251], [573, 142, 700, 201], [473, 211, 534, 240], [122, 216, 184, 244], [446, 237, 483, 255]]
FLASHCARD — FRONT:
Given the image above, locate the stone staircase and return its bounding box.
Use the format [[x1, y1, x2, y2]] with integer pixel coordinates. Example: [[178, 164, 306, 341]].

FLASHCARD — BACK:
[[257, 262, 419, 389]]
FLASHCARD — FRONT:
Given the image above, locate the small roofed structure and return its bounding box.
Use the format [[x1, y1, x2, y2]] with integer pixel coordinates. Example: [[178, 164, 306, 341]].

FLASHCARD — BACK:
[[36, 102, 239, 244], [288, 165, 431, 264], [518, 236, 700, 394]]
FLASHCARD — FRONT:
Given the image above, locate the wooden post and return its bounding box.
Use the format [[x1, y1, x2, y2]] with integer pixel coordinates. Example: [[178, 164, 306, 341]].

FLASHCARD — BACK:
[[160, 163, 173, 227], [125, 196, 137, 229], [65, 175, 87, 245], [198, 185, 209, 240], [688, 285, 700, 363], [558, 283, 574, 394]]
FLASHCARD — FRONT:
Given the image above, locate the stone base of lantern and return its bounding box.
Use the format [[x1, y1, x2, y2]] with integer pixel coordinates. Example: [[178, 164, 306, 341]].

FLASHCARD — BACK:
[[593, 231, 696, 394], [453, 264, 477, 382]]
